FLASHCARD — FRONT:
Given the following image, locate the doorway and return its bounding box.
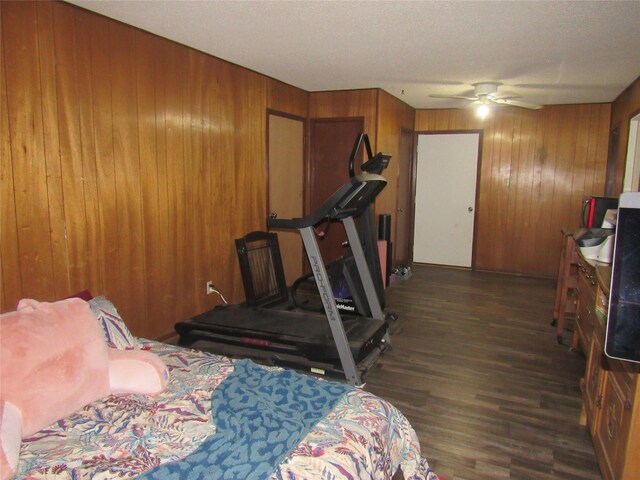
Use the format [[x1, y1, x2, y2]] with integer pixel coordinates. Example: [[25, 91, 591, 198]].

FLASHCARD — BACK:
[[413, 132, 480, 267], [267, 112, 305, 284], [308, 117, 365, 263]]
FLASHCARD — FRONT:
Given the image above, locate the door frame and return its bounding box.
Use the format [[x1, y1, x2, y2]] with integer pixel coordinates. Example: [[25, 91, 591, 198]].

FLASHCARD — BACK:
[[623, 109, 640, 192], [395, 127, 417, 267], [266, 109, 307, 216], [413, 129, 483, 269]]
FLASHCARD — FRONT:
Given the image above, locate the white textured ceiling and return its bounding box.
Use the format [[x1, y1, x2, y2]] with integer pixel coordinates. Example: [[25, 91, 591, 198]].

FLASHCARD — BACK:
[[67, 0, 640, 109]]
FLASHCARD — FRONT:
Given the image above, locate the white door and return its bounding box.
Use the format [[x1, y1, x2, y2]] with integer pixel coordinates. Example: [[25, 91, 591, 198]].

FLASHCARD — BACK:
[[413, 133, 480, 267]]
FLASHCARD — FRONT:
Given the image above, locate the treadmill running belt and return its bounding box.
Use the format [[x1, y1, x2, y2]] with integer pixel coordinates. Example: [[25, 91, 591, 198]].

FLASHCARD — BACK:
[[176, 305, 387, 363]]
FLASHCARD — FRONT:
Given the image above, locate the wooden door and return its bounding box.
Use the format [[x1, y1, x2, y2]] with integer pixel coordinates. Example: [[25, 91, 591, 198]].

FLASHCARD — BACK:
[[308, 117, 365, 263], [268, 113, 304, 285], [394, 128, 415, 268], [414, 132, 480, 267]]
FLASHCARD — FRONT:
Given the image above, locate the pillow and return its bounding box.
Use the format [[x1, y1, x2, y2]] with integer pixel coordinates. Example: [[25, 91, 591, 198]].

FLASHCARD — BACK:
[[0, 298, 169, 480], [88, 296, 141, 350]]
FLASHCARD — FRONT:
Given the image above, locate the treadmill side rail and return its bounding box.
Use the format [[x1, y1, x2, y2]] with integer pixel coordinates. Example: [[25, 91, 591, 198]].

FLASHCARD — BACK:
[[342, 216, 385, 322], [300, 226, 363, 387]]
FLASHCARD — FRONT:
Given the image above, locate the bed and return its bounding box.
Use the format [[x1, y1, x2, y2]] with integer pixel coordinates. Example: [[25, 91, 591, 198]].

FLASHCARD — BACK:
[[3, 296, 438, 480]]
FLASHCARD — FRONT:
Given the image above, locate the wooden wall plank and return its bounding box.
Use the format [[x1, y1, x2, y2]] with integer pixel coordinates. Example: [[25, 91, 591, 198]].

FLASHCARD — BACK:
[[37, 2, 70, 298], [534, 109, 559, 272], [495, 111, 514, 270], [585, 107, 602, 195], [212, 59, 242, 304], [0, 0, 23, 311], [164, 39, 189, 323], [183, 49, 200, 316], [415, 104, 610, 276], [516, 111, 537, 273], [74, 7, 105, 298], [134, 30, 161, 338], [109, 20, 146, 325], [202, 56, 225, 310], [526, 109, 546, 271], [150, 33, 177, 332], [546, 107, 573, 272], [87, 8, 120, 304], [505, 111, 523, 266]]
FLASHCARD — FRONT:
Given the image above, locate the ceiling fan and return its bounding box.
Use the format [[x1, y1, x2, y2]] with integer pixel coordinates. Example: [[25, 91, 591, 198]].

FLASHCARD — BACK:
[[430, 82, 543, 114]]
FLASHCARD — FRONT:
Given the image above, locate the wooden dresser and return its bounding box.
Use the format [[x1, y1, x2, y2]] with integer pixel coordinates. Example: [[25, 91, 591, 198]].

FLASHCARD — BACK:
[[575, 253, 640, 480]]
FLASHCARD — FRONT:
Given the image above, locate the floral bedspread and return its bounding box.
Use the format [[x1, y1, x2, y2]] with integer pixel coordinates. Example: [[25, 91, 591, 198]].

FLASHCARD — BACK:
[[16, 341, 437, 480]]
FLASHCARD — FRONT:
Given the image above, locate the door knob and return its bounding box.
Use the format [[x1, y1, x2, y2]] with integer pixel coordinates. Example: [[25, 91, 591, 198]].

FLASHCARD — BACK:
[[269, 212, 277, 219], [468, 207, 474, 212], [398, 208, 404, 213]]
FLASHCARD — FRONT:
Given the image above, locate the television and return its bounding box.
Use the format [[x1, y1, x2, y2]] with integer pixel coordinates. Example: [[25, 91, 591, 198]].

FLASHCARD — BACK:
[[605, 192, 640, 363]]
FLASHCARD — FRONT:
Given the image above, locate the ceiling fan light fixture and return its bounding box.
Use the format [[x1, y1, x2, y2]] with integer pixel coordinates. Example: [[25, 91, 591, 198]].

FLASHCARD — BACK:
[[476, 103, 490, 119], [430, 81, 542, 112]]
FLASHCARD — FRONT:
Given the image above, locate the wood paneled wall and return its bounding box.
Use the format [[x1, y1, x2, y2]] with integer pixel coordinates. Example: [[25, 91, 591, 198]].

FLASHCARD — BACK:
[[415, 104, 611, 277], [375, 91, 415, 245], [0, 1, 308, 339], [610, 75, 640, 193], [268, 79, 309, 119], [309, 89, 379, 140]]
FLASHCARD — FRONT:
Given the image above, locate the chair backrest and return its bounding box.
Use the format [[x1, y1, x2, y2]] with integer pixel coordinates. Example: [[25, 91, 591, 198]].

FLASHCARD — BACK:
[[235, 231, 288, 307]]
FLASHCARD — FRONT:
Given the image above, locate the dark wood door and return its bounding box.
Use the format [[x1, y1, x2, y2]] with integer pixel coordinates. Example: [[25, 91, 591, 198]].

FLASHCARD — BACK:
[[394, 128, 415, 268], [309, 117, 365, 263]]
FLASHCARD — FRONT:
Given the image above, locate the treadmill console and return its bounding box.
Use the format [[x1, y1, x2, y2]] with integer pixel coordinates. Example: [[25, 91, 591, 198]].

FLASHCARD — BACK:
[[333, 176, 387, 218], [267, 173, 386, 229]]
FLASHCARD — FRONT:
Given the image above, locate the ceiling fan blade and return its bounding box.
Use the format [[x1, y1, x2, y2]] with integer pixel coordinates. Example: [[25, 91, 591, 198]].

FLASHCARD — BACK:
[[490, 95, 520, 100], [492, 98, 542, 110], [429, 94, 478, 101]]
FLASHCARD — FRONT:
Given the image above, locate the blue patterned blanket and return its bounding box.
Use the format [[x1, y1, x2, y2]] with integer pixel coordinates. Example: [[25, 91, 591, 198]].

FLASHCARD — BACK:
[[138, 359, 352, 480]]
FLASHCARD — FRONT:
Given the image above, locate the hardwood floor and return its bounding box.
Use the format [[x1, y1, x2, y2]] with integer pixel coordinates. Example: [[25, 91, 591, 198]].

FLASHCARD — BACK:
[[364, 265, 602, 480]]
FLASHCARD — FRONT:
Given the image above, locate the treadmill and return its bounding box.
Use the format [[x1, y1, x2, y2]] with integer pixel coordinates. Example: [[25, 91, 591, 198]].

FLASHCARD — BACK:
[[175, 173, 390, 386], [290, 133, 393, 319]]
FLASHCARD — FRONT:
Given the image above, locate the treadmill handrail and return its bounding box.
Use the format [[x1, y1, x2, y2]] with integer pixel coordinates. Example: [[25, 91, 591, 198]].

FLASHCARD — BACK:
[[348, 133, 374, 178], [267, 173, 386, 230]]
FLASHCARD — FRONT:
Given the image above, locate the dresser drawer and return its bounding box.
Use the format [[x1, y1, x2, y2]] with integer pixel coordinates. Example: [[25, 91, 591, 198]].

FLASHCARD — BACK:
[[576, 264, 597, 351], [607, 361, 634, 398], [594, 371, 628, 480], [576, 293, 595, 351]]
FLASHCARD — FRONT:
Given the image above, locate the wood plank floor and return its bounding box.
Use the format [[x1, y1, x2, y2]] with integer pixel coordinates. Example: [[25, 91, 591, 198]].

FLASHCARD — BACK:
[[364, 264, 602, 480]]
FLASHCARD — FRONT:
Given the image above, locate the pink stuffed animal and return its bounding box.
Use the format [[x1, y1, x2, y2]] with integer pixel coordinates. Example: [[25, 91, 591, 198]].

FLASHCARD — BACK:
[[0, 298, 169, 480]]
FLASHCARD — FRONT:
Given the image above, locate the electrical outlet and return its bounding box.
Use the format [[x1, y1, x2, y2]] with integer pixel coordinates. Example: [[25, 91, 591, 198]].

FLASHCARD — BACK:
[[206, 281, 215, 294]]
